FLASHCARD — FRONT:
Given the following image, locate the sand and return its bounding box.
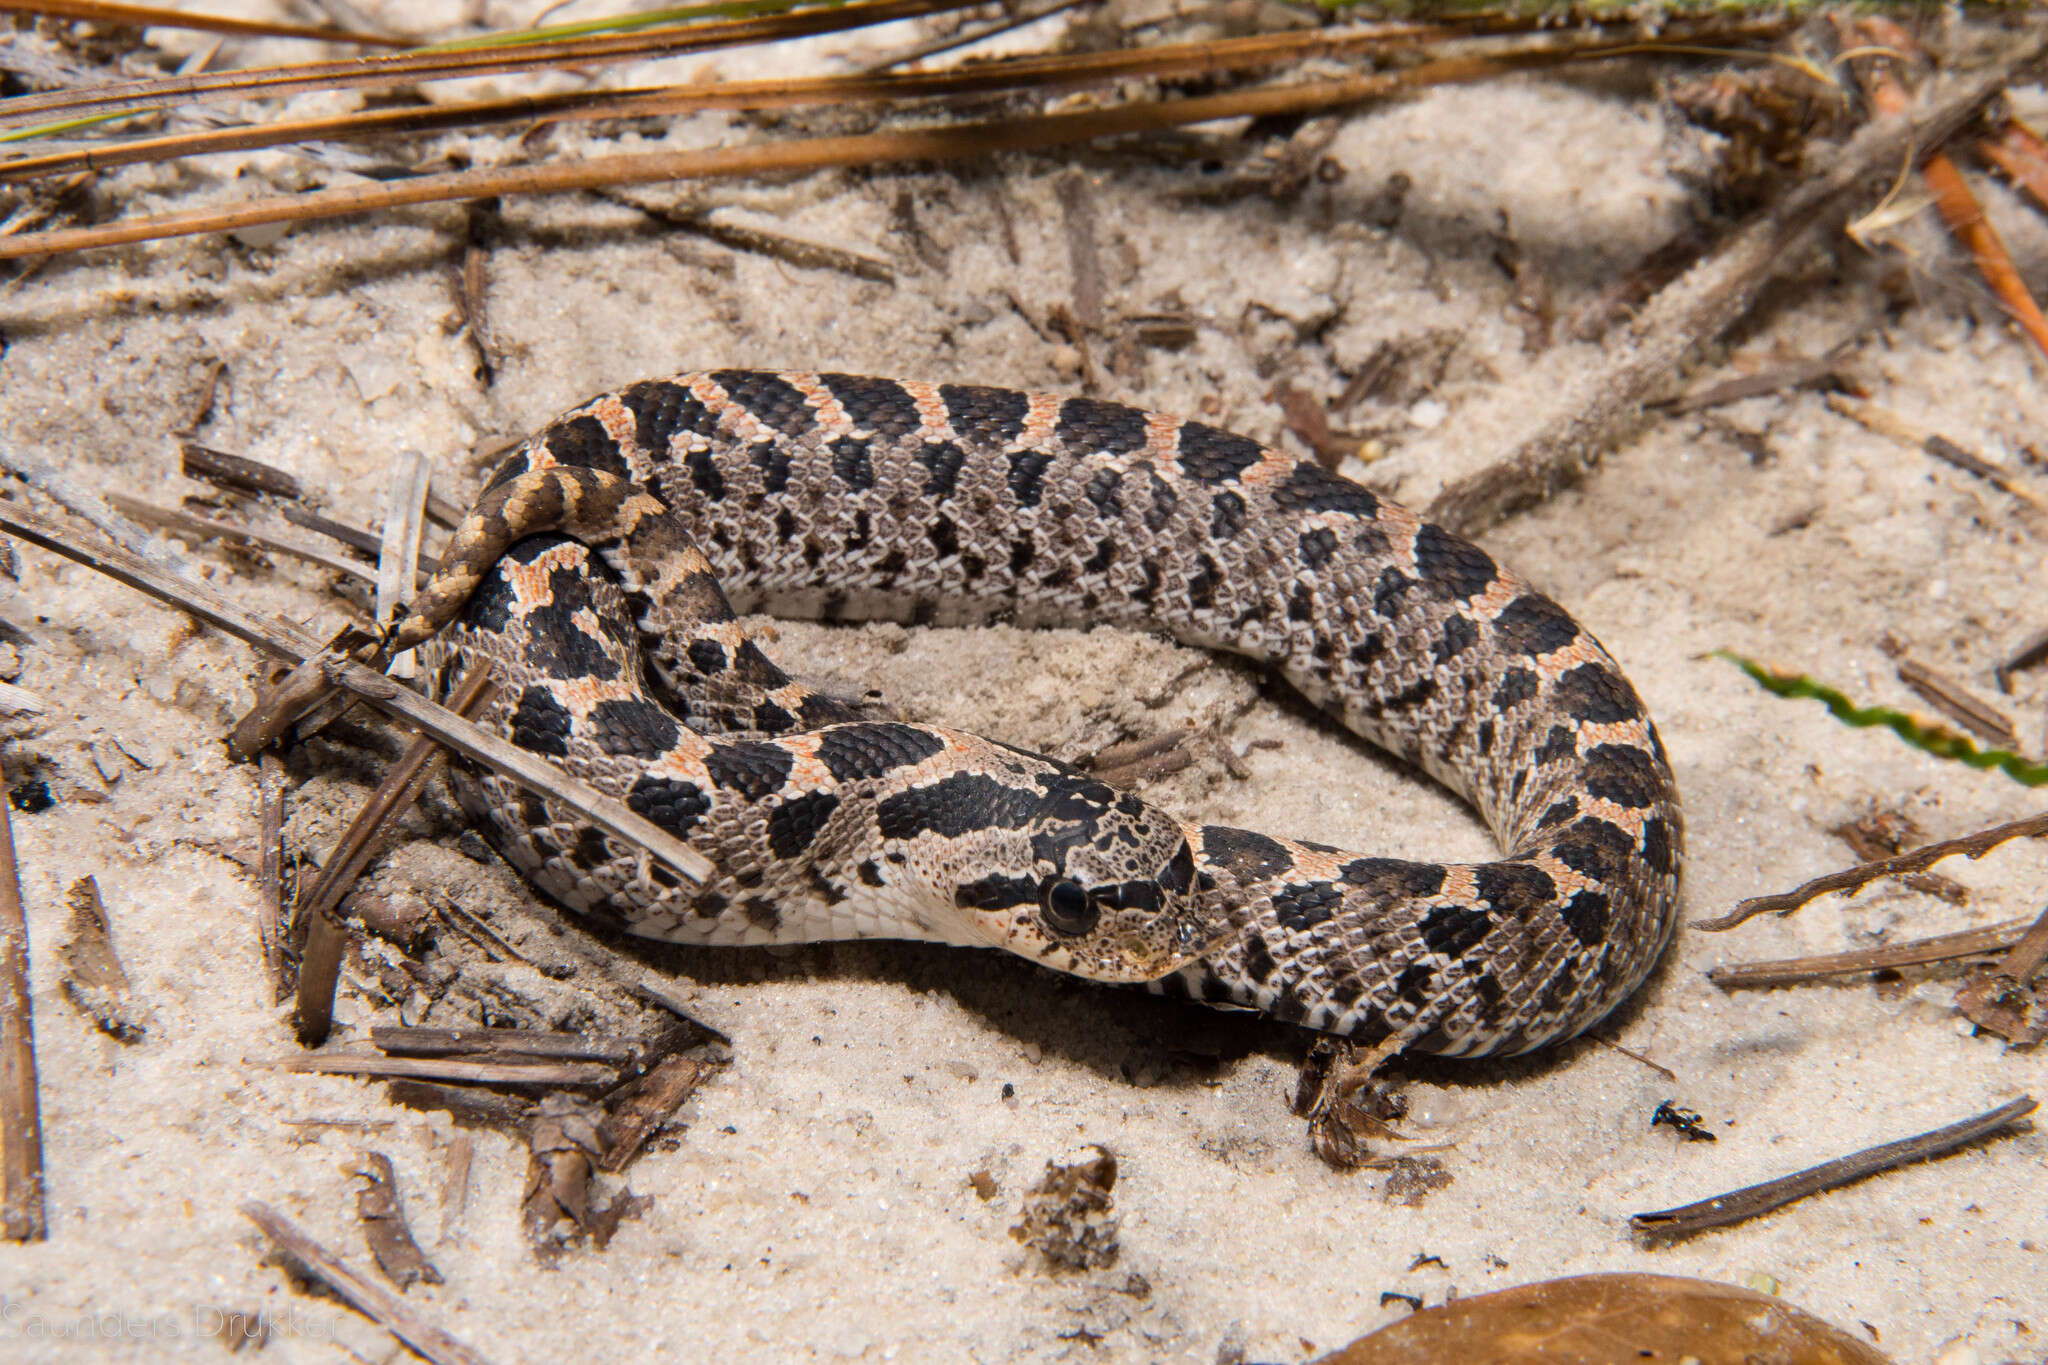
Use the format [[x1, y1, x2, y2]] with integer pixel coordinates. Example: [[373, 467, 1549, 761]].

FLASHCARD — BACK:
[[0, 6, 2043, 1362]]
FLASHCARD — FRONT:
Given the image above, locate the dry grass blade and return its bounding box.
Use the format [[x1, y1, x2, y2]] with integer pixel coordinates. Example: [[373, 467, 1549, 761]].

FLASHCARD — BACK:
[[0, 18, 1789, 186], [1698, 811, 2048, 931], [0, 0, 409, 45], [0, 798, 45, 1241], [0, 0, 969, 132], [0, 497, 715, 887], [276, 1054, 617, 1087], [0, 41, 1668, 262], [240, 1200, 495, 1365], [103, 490, 377, 583]]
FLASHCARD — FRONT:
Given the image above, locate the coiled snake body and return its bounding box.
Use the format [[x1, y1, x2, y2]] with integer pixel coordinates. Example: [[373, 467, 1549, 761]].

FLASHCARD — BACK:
[[392, 371, 1682, 1059]]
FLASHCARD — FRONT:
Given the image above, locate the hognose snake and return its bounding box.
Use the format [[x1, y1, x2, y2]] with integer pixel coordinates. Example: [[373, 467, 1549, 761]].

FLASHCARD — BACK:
[[388, 370, 1682, 1059]]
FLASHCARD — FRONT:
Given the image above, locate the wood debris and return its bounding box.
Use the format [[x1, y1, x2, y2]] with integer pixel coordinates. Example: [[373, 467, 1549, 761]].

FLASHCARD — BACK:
[[242, 1200, 494, 1365], [1011, 1145, 1119, 1271], [58, 876, 144, 1042], [0, 799, 44, 1241], [350, 1151, 444, 1290]]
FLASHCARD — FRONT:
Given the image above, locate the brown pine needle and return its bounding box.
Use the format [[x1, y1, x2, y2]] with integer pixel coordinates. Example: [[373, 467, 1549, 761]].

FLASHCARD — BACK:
[[0, 0, 409, 45], [0, 22, 1788, 186], [0, 0, 971, 133], [1853, 19, 2048, 365], [0, 43, 1679, 262], [1978, 116, 2048, 215]]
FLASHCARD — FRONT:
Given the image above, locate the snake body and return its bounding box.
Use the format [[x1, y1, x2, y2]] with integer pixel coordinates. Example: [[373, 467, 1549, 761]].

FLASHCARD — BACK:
[[393, 370, 1682, 1058]]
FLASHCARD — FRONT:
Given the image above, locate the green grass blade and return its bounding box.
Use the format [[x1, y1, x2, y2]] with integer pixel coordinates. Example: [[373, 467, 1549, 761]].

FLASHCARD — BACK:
[[418, 0, 836, 51], [1714, 649, 2048, 788]]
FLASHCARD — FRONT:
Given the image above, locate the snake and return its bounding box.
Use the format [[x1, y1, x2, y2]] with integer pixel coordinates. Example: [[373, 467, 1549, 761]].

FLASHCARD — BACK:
[[388, 369, 1682, 1059]]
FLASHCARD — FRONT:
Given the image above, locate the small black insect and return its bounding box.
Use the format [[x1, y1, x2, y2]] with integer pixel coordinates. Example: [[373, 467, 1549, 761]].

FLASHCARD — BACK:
[[1651, 1100, 1717, 1142]]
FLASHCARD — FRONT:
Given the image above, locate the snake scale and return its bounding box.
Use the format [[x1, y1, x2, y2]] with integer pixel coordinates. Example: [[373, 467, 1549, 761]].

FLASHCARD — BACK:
[[389, 370, 1682, 1059]]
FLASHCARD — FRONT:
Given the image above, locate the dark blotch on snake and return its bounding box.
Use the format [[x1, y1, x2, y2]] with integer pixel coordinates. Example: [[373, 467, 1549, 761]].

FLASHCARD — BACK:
[[1056, 397, 1149, 455], [814, 723, 947, 783], [915, 440, 968, 498], [1553, 662, 1644, 725], [459, 569, 516, 633], [702, 740, 796, 800], [619, 380, 719, 456], [1200, 826, 1295, 882], [954, 873, 1039, 911], [751, 700, 796, 734], [682, 447, 725, 500], [545, 415, 626, 477], [626, 774, 711, 837], [1475, 863, 1557, 919], [1538, 797, 1580, 829], [1083, 468, 1123, 514], [939, 384, 1029, 446], [1537, 725, 1577, 765], [1209, 489, 1247, 540], [1273, 881, 1342, 932], [1008, 449, 1054, 507], [1493, 593, 1580, 657], [1550, 818, 1635, 885], [1269, 461, 1380, 518], [1582, 743, 1666, 810], [586, 697, 681, 759], [1298, 527, 1338, 570], [686, 638, 728, 676], [509, 686, 572, 757], [711, 369, 814, 436], [1412, 523, 1497, 602], [876, 772, 1041, 841], [1177, 422, 1264, 483], [830, 435, 875, 490], [767, 791, 841, 860], [1492, 669, 1538, 712], [1640, 816, 1678, 878], [1560, 890, 1611, 947], [749, 440, 792, 493], [1340, 857, 1447, 903], [1419, 905, 1492, 960], [1433, 613, 1478, 665], [820, 373, 923, 439]]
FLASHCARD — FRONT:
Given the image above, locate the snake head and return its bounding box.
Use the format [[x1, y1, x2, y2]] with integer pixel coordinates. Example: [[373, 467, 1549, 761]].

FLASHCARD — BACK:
[[942, 770, 1218, 982]]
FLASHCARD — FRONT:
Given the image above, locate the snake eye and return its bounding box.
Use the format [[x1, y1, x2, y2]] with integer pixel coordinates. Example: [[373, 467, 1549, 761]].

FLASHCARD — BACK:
[[1039, 877, 1099, 936]]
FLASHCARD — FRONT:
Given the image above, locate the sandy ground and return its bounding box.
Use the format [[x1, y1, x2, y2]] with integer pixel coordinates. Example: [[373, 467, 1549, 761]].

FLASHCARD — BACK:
[[1, 5, 2045, 1363]]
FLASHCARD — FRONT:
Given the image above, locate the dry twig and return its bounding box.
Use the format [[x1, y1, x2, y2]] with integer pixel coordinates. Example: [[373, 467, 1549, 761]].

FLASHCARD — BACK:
[[1708, 914, 2038, 988], [294, 666, 492, 1046], [1698, 812, 2048, 931]]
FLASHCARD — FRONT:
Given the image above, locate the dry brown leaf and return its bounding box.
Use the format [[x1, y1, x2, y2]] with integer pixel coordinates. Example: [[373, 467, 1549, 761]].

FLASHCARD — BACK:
[[1315, 1272, 1892, 1365]]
